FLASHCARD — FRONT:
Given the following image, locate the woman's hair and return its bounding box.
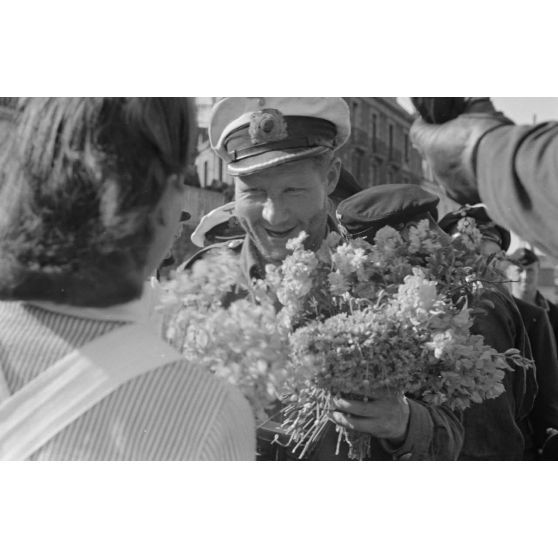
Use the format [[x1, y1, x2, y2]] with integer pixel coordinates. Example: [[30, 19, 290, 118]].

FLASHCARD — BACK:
[[0, 97, 195, 306]]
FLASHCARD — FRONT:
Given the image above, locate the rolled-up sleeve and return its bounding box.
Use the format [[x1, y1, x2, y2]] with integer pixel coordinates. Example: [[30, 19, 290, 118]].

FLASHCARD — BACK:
[[476, 122, 558, 259], [380, 399, 463, 460]]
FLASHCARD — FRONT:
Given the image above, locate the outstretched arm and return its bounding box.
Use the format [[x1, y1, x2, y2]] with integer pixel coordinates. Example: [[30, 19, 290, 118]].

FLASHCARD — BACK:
[[476, 122, 558, 258], [410, 102, 558, 258]]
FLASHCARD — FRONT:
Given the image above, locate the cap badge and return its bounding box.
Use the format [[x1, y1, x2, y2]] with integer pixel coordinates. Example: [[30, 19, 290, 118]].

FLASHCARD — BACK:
[[456, 216, 477, 234], [249, 109, 288, 145]]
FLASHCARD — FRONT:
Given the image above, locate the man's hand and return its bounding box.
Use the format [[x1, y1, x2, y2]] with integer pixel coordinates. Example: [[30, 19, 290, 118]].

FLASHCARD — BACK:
[[410, 100, 513, 205], [330, 391, 410, 444]]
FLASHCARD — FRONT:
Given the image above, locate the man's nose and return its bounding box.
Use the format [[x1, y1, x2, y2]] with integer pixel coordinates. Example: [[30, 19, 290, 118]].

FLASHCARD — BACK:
[[262, 197, 289, 226]]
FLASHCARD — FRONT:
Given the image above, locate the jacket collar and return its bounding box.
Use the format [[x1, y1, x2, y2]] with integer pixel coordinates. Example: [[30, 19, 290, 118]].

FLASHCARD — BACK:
[[535, 290, 550, 311]]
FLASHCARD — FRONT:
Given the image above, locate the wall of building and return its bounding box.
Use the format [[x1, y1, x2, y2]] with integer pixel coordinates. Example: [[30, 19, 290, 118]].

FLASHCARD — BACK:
[[338, 97, 425, 189], [183, 184, 227, 226], [195, 136, 234, 189]]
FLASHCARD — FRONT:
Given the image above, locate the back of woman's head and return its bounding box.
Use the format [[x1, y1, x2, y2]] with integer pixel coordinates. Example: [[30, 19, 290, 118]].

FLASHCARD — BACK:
[[0, 97, 195, 306]]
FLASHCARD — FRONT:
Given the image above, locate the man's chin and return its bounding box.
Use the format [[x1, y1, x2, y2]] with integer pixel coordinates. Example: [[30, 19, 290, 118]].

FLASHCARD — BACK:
[[257, 241, 290, 264]]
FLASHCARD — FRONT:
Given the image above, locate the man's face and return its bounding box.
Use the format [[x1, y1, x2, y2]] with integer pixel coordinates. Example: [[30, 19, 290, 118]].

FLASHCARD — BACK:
[[234, 156, 340, 263], [506, 261, 539, 299], [480, 238, 502, 257]]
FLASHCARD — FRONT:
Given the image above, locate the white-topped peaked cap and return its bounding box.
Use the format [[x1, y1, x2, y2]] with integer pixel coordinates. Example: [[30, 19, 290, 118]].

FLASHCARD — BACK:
[[209, 97, 351, 176]]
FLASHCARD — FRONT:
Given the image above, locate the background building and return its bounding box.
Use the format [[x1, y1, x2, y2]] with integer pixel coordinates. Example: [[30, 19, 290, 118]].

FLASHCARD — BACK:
[[337, 97, 459, 218], [193, 97, 234, 197], [338, 97, 423, 187]]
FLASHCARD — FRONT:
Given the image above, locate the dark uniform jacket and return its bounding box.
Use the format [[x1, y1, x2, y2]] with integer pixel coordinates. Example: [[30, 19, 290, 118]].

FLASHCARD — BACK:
[[534, 291, 558, 351], [184, 231, 464, 460], [514, 297, 558, 453], [476, 122, 558, 258], [459, 289, 537, 460]]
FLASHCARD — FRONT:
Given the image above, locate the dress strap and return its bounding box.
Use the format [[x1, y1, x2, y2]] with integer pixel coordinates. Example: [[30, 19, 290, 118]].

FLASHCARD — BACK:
[[0, 323, 183, 460], [0, 365, 10, 403]]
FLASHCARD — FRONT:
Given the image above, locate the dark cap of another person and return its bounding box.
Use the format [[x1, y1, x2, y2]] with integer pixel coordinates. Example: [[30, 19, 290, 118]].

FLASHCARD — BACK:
[[438, 205, 511, 251], [508, 247, 539, 267], [336, 184, 439, 241]]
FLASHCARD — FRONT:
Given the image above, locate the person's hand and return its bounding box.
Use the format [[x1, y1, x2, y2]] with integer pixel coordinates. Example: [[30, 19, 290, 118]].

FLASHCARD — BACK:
[[410, 99, 514, 205], [330, 391, 410, 444]]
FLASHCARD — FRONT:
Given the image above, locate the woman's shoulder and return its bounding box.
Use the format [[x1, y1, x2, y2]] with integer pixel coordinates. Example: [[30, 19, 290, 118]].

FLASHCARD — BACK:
[[117, 357, 230, 411], [144, 358, 232, 397], [106, 359, 254, 459], [130, 357, 250, 416]]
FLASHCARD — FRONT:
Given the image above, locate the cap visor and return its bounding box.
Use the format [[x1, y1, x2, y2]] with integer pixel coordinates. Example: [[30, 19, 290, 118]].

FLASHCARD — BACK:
[[227, 146, 329, 176]]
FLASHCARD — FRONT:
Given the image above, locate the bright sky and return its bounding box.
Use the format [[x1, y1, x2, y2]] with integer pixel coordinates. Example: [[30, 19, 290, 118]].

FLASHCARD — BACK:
[[397, 97, 558, 124]]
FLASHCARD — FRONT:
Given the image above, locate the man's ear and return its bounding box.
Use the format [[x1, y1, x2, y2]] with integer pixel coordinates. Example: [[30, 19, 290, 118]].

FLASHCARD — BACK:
[[325, 157, 342, 195]]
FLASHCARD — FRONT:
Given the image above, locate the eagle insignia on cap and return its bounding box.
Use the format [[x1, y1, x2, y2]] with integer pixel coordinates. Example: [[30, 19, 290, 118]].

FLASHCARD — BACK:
[[456, 216, 477, 233], [248, 109, 288, 145]]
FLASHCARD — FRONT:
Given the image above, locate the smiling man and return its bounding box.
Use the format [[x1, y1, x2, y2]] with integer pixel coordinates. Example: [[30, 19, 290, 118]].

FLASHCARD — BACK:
[[183, 97, 464, 460], [204, 98, 347, 274], [234, 153, 339, 263]]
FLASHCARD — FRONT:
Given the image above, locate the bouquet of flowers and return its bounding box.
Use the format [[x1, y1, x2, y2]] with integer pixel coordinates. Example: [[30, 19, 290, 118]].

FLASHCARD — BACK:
[[158, 249, 293, 421], [158, 219, 531, 459]]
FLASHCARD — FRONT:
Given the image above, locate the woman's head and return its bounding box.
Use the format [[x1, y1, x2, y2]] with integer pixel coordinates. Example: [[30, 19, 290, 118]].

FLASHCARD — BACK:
[[0, 97, 195, 306]]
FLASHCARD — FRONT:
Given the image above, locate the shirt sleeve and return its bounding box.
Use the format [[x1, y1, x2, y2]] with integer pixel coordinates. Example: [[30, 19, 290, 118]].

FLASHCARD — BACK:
[[475, 122, 558, 259], [380, 399, 464, 461]]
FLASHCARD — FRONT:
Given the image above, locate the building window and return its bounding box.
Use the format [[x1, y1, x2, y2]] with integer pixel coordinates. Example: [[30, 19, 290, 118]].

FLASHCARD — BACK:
[[352, 149, 364, 183], [388, 124, 394, 155], [370, 163, 377, 186], [387, 169, 393, 184], [404, 133, 409, 162], [371, 114, 377, 148], [203, 161, 209, 187], [351, 100, 359, 128]]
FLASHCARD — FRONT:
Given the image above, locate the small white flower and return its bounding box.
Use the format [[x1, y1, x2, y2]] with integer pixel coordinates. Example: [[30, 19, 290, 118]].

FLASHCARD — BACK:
[[286, 231, 308, 252], [426, 330, 454, 359]]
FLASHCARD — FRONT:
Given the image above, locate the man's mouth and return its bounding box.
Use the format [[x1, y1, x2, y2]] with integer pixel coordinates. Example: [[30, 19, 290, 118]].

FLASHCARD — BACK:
[[265, 227, 297, 239]]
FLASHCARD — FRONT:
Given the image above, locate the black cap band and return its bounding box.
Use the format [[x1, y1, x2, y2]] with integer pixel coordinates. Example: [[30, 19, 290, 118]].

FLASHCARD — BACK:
[[224, 115, 337, 163]]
